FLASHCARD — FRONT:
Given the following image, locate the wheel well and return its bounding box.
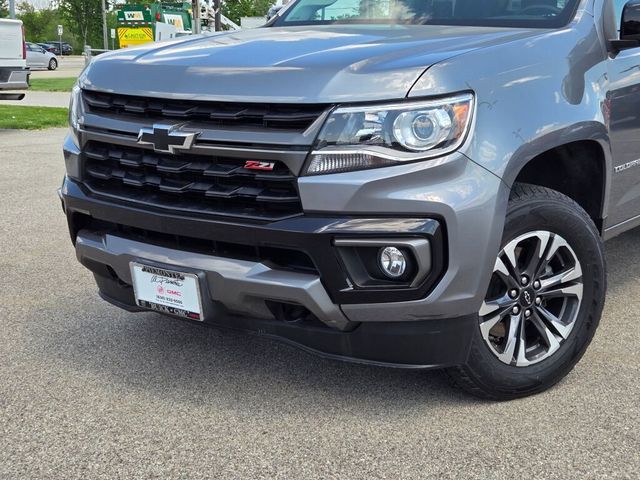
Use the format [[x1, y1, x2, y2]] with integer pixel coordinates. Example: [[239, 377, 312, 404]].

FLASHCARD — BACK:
[[514, 141, 605, 231]]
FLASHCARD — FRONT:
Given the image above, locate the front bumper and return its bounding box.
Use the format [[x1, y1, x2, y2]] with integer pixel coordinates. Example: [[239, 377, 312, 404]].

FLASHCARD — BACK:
[[74, 228, 476, 368], [62, 178, 476, 368]]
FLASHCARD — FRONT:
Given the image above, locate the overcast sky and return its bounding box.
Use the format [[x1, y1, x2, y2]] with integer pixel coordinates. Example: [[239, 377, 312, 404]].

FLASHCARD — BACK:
[[20, 0, 56, 10]]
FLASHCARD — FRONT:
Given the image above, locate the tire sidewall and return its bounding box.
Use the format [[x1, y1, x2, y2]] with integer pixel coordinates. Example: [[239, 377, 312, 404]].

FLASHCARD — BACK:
[[49, 59, 57, 70]]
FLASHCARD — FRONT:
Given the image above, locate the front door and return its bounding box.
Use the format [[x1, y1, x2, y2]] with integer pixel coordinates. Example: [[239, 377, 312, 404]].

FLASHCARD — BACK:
[[606, 0, 640, 226]]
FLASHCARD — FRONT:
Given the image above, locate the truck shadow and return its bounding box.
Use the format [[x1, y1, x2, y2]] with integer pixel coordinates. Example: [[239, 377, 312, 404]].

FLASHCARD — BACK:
[[29, 228, 640, 410]]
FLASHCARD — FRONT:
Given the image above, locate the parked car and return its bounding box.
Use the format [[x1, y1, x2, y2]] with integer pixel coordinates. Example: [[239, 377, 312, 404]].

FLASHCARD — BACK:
[[26, 43, 57, 70], [0, 19, 29, 96], [37, 43, 59, 55], [45, 41, 73, 55], [62, 0, 639, 400]]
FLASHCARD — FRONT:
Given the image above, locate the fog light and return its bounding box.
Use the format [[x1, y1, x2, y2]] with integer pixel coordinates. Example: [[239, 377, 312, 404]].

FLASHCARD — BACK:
[[379, 246, 407, 278]]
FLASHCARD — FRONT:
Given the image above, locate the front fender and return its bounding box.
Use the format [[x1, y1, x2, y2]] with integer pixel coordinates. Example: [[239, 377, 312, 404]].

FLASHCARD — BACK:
[[409, 9, 611, 216]]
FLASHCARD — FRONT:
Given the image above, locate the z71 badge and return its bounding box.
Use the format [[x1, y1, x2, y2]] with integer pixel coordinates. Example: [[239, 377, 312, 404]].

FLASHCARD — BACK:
[[244, 161, 276, 171]]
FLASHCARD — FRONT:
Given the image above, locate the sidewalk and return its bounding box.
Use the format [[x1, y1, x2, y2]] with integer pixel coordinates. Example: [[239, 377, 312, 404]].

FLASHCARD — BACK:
[[1, 91, 70, 108]]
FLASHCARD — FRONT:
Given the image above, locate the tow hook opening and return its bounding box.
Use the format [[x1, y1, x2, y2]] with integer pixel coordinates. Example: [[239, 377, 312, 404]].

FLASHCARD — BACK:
[[265, 300, 313, 324]]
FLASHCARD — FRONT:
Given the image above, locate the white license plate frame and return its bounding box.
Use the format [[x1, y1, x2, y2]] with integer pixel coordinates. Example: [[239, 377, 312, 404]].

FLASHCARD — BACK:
[[130, 262, 205, 321]]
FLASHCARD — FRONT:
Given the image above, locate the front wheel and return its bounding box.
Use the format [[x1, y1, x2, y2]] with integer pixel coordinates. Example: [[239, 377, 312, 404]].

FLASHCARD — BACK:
[[449, 184, 606, 400], [48, 58, 58, 71]]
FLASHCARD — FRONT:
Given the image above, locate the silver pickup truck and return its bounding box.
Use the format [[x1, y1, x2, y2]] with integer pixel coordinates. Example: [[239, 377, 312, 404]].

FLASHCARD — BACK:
[[61, 0, 640, 399], [0, 19, 29, 98]]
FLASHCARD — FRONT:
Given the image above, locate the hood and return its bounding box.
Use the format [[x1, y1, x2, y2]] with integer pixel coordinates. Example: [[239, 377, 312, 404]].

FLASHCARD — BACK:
[[82, 25, 544, 104]]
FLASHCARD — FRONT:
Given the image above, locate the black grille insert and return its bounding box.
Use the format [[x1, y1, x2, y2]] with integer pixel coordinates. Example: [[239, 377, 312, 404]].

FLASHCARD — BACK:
[[82, 141, 303, 221], [75, 215, 318, 274], [83, 90, 328, 131]]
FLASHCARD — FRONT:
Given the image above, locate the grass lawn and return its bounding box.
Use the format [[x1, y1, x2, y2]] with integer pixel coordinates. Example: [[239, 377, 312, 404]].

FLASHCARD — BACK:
[[29, 77, 77, 92], [0, 106, 68, 129]]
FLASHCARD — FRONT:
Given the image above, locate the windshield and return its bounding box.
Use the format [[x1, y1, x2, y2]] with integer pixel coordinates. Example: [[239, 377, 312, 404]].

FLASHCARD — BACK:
[[275, 0, 581, 28]]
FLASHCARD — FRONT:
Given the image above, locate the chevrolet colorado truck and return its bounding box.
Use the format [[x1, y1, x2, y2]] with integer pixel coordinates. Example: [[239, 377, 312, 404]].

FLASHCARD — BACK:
[[61, 0, 640, 399], [0, 19, 29, 99]]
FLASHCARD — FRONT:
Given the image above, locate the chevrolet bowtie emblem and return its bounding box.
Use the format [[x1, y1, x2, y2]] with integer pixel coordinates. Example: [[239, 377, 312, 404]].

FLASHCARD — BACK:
[[137, 124, 200, 154]]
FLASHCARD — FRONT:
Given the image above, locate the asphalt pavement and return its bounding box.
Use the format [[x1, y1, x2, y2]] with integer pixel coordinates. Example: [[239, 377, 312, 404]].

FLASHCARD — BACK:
[[0, 128, 638, 479], [29, 55, 85, 79]]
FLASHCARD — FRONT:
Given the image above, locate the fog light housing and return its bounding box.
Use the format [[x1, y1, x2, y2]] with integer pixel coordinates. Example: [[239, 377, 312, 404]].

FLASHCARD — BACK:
[[379, 246, 407, 278], [333, 237, 431, 289]]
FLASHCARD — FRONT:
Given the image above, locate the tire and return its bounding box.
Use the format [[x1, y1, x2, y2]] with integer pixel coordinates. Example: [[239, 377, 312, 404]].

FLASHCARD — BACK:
[[448, 183, 606, 400], [48, 58, 57, 71]]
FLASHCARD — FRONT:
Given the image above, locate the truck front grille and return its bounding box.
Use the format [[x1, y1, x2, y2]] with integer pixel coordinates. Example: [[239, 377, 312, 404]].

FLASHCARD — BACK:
[[83, 90, 328, 132], [82, 141, 302, 222]]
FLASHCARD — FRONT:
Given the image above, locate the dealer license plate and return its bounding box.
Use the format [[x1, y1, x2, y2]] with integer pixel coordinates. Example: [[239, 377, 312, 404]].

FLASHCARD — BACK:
[[130, 263, 204, 321]]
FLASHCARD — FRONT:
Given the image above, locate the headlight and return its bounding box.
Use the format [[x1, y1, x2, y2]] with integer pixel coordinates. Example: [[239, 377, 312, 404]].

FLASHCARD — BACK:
[[305, 93, 474, 175], [68, 83, 84, 145]]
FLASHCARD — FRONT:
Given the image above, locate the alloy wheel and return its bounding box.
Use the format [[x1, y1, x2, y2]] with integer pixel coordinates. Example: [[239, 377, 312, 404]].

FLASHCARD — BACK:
[[479, 230, 583, 367]]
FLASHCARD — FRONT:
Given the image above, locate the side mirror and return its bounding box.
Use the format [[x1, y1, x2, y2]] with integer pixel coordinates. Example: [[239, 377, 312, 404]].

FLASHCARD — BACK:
[[612, 0, 640, 52]]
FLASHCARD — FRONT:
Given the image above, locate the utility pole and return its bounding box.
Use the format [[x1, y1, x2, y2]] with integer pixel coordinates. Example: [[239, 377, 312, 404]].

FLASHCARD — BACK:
[[192, 0, 201, 34], [102, 0, 108, 50], [213, 0, 221, 31], [9, 0, 16, 19]]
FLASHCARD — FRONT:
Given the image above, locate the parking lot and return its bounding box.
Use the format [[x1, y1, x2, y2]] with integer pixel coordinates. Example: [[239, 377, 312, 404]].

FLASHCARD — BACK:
[[0, 128, 638, 479], [1, 56, 82, 108], [29, 55, 85, 78]]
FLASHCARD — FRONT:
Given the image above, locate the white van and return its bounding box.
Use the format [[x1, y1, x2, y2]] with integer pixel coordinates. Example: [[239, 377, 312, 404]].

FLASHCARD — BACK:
[[0, 19, 29, 94]]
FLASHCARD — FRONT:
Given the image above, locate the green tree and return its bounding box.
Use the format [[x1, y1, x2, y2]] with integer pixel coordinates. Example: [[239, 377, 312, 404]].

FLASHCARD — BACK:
[[18, 3, 59, 42], [55, 0, 105, 47], [222, 0, 275, 24], [0, 0, 9, 18]]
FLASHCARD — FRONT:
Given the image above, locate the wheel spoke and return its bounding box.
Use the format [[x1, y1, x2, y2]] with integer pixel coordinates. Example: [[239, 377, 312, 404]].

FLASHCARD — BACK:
[[479, 312, 503, 339], [500, 237, 522, 281], [497, 314, 521, 365], [536, 305, 573, 340], [479, 294, 516, 317], [494, 257, 519, 289], [538, 282, 583, 300], [515, 313, 529, 366], [479, 294, 517, 340], [524, 231, 551, 279], [539, 263, 582, 291], [537, 234, 567, 274], [530, 311, 561, 353]]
